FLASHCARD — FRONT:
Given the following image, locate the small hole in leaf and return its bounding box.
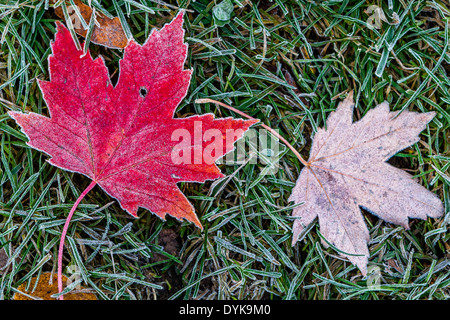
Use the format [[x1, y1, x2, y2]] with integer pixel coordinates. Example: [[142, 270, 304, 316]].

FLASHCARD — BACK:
[[139, 87, 148, 98]]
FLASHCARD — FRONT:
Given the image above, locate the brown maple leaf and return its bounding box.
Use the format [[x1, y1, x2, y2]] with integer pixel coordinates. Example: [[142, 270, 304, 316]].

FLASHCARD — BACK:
[[53, 0, 128, 49], [289, 92, 444, 274]]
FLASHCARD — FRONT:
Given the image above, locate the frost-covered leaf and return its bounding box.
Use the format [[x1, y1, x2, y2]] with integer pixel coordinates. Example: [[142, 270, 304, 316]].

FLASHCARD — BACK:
[[289, 92, 444, 274], [9, 13, 256, 228]]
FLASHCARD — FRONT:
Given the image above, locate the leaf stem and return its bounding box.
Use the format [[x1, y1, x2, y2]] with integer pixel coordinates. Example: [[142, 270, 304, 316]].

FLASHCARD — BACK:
[[195, 98, 309, 167], [58, 180, 97, 300]]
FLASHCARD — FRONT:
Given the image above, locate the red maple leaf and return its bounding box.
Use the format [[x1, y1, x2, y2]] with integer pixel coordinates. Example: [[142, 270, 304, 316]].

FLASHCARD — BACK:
[[9, 12, 256, 298]]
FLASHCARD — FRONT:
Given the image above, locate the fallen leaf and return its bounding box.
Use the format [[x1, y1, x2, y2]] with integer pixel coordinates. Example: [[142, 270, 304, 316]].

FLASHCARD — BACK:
[[9, 12, 256, 228], [13, 272, 96, 300], [289, 92, 444, 274], [53, 0, 128, 49]]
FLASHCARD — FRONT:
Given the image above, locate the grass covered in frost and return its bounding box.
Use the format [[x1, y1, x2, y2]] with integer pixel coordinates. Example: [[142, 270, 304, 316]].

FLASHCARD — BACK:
[[0, 0, 449, 300]]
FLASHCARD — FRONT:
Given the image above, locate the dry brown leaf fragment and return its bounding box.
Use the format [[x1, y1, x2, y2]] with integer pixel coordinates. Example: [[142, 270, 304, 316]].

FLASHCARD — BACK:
[[289, 92, 444, 275], [13, 272, 97, 300], [53, 0, 128, 49]]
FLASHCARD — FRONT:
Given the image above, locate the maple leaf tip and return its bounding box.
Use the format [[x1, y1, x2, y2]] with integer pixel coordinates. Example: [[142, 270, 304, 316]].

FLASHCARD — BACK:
[[194, 219, 203, 230], [424, 111, 436, 124], [344, 90, 354, 104], [291, 237, 298, 247], [7, 110, 22, 122], [162, 11, 184, 32], [290, 223, 306, 246], [54, 20, 69, 36], [174, 10, 186, 21]]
